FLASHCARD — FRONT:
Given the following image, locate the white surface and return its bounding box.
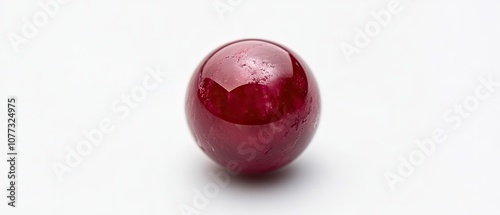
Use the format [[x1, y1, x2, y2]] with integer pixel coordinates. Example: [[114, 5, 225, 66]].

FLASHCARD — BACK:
[[1, 0, 500, 214]]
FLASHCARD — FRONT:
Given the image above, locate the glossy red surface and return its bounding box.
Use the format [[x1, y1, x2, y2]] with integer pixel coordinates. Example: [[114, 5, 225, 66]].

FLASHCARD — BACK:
[[186, 39, 320, 174]]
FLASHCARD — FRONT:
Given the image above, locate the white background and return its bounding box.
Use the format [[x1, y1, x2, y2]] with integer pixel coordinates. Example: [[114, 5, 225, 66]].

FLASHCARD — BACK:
[[1, 0, 500, 214]]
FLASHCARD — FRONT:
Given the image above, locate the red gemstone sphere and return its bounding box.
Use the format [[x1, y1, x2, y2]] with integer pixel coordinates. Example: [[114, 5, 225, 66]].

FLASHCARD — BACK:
[[186, 39, 320, 174]]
